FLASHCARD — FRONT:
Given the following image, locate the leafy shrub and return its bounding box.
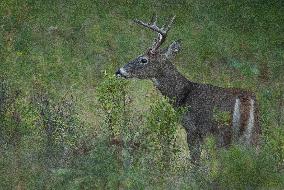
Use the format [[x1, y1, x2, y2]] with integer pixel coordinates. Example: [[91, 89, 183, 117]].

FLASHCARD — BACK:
[[145, 97, 184, 164], [196, 139, 284, 190], [97, 71, 129, 139], [0, 78, 22, 146], [264, 126, 284, 170], [217, 146, 284, 189], [30, 83, 82, 168]]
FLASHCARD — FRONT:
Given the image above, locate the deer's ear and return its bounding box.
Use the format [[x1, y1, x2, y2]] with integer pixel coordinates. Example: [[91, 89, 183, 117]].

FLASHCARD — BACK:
[[163, 40, 181, 60]]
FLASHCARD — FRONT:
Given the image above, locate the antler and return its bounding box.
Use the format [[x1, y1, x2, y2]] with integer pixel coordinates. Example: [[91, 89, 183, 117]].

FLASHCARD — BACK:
[[134, 15, 176, 54]]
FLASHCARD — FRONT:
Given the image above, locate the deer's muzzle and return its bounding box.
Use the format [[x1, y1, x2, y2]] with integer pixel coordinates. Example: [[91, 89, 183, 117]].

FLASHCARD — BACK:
[[115, 68, 128, 78]]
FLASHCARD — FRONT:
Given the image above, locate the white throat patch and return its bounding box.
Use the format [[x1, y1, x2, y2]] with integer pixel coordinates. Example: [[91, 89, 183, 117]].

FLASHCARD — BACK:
[[152, 78, 159, 86]]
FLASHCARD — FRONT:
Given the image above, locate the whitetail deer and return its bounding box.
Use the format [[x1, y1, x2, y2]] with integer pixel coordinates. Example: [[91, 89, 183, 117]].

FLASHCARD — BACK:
[[115, 15, 261, 163]]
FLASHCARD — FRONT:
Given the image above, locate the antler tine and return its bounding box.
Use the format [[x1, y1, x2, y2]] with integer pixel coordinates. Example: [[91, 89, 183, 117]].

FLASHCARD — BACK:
[[164, 15, 176, 32], [134, 15, 166, 35], [134, 15, 176, 53], [150, 14, 157, 25]]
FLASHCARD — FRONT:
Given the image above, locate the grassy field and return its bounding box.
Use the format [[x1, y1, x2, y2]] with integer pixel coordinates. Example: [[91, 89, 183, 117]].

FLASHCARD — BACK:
[[1, 0, 284, 189]]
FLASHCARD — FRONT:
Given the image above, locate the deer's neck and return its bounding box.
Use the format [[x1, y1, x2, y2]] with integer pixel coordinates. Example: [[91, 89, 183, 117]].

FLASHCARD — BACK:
[[152, 63, 193, 107]]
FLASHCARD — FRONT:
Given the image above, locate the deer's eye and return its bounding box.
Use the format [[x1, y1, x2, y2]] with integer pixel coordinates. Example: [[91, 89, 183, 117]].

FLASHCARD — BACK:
[[141, 58, 148, 64]]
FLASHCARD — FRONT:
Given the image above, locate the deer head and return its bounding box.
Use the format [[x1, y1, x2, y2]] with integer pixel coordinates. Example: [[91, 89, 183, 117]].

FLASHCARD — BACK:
[[115, 15, 181, 79]]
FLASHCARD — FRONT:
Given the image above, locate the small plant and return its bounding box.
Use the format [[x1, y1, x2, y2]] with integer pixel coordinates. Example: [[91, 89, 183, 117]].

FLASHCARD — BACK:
[[264, 126, 284, 169], [31, 83, 82, 168], [200, 136, 219, 183], [0, 78, 24, 146], [96, 71, 131, 189], [97, 71, 129, 139], [145, 97, 184, 167], [196, 142, 284, 190], [213, 107, 231, 126], [216, 145, 284, 189]]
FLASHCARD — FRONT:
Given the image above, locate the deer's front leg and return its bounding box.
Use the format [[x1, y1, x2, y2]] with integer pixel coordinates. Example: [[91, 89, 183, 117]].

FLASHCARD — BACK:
[[183, 113, 202, 164], [187, 131, 202, 164]]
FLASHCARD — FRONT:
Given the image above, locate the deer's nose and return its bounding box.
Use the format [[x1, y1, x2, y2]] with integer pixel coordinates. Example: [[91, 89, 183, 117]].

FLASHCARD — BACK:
[[115, 69, 121, 76], [115, 68, 128, 78]]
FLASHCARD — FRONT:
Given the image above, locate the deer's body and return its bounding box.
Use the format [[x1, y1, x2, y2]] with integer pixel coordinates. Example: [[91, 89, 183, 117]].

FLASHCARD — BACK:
[[116, 16, 260, 163], [150, 61, 260, 161]]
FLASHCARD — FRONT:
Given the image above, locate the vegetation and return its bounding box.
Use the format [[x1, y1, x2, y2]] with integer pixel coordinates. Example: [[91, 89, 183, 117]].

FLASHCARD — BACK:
[[212, 107, 231, 125], [0, 0, 283, 189]]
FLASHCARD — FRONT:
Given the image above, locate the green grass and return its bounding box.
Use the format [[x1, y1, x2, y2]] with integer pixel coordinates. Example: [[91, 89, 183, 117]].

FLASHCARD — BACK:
[[0, 0, 284, 189]]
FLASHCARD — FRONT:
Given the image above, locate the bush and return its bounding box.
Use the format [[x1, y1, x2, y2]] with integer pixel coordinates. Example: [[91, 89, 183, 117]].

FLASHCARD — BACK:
[[145, 97, 184, 166], [97, 71, 129, 139], [30, 83, 83, 168], [196, 138, 284, 190]]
